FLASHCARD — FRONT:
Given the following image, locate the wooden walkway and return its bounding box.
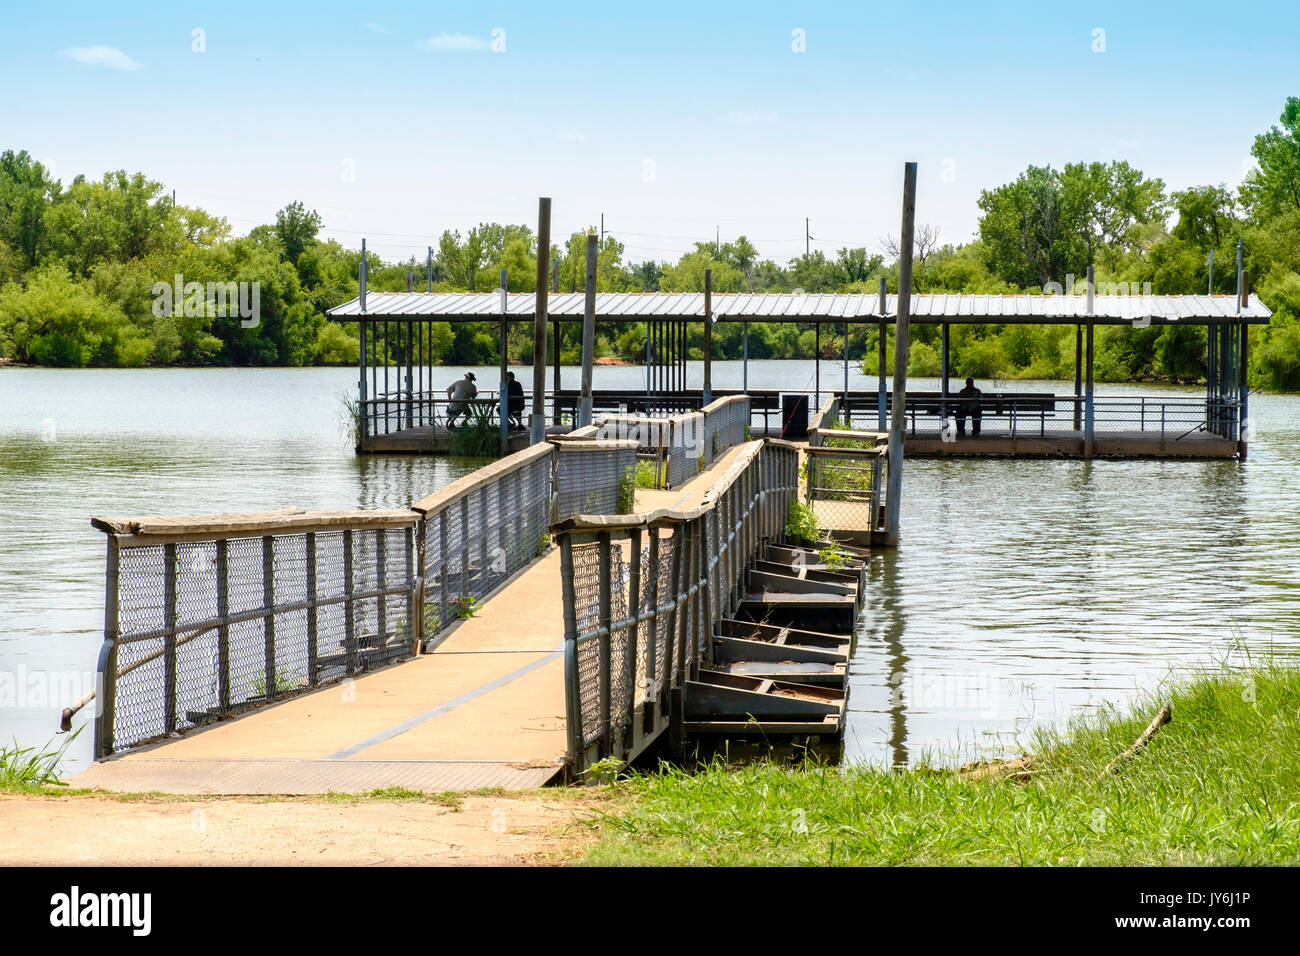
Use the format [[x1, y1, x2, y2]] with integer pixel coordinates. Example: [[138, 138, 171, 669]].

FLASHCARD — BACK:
[[69, 443, 761, 796], [71, 548, 572, 795]]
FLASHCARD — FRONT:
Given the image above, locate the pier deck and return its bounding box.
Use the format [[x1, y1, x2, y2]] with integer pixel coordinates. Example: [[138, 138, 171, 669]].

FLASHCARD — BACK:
[[71, 442, 759, 796]]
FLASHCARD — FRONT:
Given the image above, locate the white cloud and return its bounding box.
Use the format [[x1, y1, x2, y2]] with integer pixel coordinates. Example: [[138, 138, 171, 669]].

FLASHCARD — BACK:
[[60, 46, 142, 72], [722, 109, 777, 125], [417, 32, 490, 52]]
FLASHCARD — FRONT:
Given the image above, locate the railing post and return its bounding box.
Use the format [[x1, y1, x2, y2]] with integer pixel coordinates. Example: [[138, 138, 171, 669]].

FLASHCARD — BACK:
[[597, 532, 613, 759], [305, 533, 318, 686], [438, 510, 451, 640], [646, 528, 660, 719], [95, 536, 121, 758], [216, 539, 230, 710], [627, 528, 642, 744], [460, 496, 471, 601], [343, 529, 357, 674], [163, 543, 178, 734], [375, 529, 388, 663], [262, 535, 276, 698], [559, 534, 584, 771], [405, 525, 418, 656]]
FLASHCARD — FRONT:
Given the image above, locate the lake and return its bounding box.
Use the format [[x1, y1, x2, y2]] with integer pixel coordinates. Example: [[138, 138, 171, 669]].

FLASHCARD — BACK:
[[1, 360, 1297, 774]]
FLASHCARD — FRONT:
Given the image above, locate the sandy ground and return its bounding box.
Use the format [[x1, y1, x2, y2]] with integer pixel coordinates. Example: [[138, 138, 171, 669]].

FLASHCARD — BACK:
[[0, 791, 605, 866]]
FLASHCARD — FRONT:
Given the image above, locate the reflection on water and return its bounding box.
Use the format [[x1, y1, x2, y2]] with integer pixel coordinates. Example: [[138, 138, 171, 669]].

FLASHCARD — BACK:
[[2, 364, 1299, 774]]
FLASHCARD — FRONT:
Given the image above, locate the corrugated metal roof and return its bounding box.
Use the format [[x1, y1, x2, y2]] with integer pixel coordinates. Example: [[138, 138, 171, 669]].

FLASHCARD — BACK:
[[327, 292, 1271, 324]]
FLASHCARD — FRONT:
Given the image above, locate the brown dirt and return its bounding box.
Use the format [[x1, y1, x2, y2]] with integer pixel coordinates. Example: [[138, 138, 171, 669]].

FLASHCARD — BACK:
[[0, 790, 610, 866]]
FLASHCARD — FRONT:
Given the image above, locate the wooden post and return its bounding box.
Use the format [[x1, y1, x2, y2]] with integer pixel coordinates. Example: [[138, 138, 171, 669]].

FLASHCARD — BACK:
[[703, 269, 713, 405], [262, 536, 276, 698], [1084, 265, 1095, 458], [1239, 270, 1250, 459], [877, 276, 888, 431], [305, 533, 318, 685], [96, 536, 121, 758], [940, 322, 949, 420], [884, 162, 917, 547], [216, 539, 229, 710], [742, 321, 749, 394], [499, 268, 510, 454], [163, 543, 177, 734], [579, 233, 597, 427], [531, 198, 551, 444], [553, 317, 561, 425], [815, 323, 821, 408]]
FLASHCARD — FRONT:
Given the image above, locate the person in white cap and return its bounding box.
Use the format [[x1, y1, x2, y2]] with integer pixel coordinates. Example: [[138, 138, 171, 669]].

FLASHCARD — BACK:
[[445, 372, 477, 429]]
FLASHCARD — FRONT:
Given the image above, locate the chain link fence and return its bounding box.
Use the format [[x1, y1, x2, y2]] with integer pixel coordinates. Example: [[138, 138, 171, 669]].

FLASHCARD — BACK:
[[92, 512, 419, 757]]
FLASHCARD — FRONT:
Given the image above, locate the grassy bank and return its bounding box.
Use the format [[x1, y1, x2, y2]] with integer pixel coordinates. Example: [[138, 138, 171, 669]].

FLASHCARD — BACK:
[[579, 665, 1300, 866]]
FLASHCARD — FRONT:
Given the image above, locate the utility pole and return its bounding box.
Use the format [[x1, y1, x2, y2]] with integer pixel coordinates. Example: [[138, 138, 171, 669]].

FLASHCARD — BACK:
[[806, 217, 810, 256], [600, 213, 605, 243], [884, 164, 916, 547], [531, 198, 551, 445]]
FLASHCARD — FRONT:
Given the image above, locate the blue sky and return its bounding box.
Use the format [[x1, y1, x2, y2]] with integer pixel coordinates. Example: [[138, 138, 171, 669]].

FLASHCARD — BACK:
[[1, 0, 1296, 265]]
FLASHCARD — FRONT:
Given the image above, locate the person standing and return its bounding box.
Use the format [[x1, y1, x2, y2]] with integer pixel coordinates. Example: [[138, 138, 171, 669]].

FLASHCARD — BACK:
[[506, 371, 525, 430], [956, 377, 982, 437], [445, 372, 477, 429]]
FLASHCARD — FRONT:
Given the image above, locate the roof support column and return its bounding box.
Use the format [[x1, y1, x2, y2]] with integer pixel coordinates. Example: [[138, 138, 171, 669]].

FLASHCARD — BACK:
[[1084, 266, 1095, 459], [877, 277, 887, 431], [499, 268, 510, 455], [940, 322, 949, 420], [1073, 323, 1083, 431]]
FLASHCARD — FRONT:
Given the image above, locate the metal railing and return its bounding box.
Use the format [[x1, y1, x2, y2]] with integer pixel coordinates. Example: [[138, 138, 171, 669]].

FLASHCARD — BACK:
[[90, 510, 420, 757], [554, 439, 800, 776], [594, 395, 752, 490], [411, 444, 556, 651], [840, 392, 1241, 442]]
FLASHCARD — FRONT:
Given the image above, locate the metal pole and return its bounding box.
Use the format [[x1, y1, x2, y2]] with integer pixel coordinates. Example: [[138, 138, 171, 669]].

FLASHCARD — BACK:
[[531, 198, 551, 444], [815, 323, 820, 408], [579, 234, 597, 426], [940, 322, 949, 420], [499, 268, 510, 454], [553, 317, 561, 425], [427, 246, 433, 292], [1073, 324, 1083, 430], [1239, 270, 1250, 458], [884, 162, 917, 547], [703, 269, 713, 406], [843, 320, 849, 414], [1207, 249, 1214, 295]]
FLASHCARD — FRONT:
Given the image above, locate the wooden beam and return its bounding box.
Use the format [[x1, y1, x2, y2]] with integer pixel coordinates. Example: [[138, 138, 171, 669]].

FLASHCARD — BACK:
[[884, 162, 917, 547]]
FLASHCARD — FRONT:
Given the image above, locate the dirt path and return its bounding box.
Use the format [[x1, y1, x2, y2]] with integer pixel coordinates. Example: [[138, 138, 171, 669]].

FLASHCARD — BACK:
[[0, 791, 605, 866]]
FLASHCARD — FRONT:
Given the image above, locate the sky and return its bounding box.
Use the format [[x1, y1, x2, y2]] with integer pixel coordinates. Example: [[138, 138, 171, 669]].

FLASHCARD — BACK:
[[1, 0, 1297, 266]]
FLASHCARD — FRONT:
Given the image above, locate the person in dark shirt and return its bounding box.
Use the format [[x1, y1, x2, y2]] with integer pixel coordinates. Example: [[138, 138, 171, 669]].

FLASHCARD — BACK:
[[506, 371, 525, 430], [956, 377, 982, 437]]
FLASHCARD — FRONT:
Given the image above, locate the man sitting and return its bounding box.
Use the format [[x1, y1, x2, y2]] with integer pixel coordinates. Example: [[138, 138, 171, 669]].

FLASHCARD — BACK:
[[506, 371, 525, 430], [956, 377, 982, 437], [445, 372, 477, 429]]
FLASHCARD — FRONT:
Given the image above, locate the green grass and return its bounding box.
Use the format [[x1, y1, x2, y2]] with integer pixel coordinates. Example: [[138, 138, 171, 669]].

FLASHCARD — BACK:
[[633, 458, 662, 490], [0, 730, 81, 792], [578, 665, 1300, 866]]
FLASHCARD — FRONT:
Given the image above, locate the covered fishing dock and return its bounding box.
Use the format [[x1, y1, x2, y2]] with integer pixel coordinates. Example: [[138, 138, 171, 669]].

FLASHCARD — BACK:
[[327, 285, 1270, 460]]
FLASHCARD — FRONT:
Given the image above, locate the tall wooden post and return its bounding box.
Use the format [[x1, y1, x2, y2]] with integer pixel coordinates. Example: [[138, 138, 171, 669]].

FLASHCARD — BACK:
[[702, 269, 713, 406], [1084, 265, 1095, 459], [499, 269, 510, 454], [531, 198, 551, 444], [877, 276, 887, 430], [884, 162, 916, 547], [579, 233, 597, 426]]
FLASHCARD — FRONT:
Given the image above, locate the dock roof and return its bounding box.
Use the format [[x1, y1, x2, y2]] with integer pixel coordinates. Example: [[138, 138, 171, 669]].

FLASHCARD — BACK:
[[327, 292, 1271, 325]]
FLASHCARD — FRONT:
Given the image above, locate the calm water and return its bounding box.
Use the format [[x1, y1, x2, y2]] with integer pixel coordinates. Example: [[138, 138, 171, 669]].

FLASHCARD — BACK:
[[1, 361, 1297, 774]]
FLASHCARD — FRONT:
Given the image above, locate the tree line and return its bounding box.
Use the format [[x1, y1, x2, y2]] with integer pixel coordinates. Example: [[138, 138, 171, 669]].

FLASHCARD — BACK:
[[1, 97, 1298, 388]]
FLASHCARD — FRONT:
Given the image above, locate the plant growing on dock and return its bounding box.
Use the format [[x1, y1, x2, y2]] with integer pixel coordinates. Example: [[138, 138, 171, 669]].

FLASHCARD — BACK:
[[251, 667, 305, 699], [634, 458, 661, 489], [0, 728, 81, 791], [785, 500, 820, 545], [617, 464, 637, 514], [584, 755, 623, 785], [818, 543, 849, 572], [536, 530, 551, 556], [448, 408, 499, 457], [454, 594, 480, 618]]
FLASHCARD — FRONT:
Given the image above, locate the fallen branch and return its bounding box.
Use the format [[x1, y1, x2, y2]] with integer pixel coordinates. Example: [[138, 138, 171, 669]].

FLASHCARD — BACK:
[[1100, 702, 1172, 779], [958, 754, 1038, 782]]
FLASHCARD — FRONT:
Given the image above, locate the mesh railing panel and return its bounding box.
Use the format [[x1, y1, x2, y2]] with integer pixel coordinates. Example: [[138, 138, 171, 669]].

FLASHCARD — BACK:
[[103, 524, 417, 754], [553, 444, 635, 520], [418, 450, 553, 649]]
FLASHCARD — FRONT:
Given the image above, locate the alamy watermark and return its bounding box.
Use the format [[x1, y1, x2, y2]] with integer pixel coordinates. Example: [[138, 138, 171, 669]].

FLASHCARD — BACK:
[[152, 274, 260, 328]]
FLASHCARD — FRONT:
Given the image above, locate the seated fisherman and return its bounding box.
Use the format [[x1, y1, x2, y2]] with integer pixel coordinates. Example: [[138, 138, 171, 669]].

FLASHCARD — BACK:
[[506, 371, 525, 430], [956, 377, 982, 437], [445, 372, 477, 429]]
